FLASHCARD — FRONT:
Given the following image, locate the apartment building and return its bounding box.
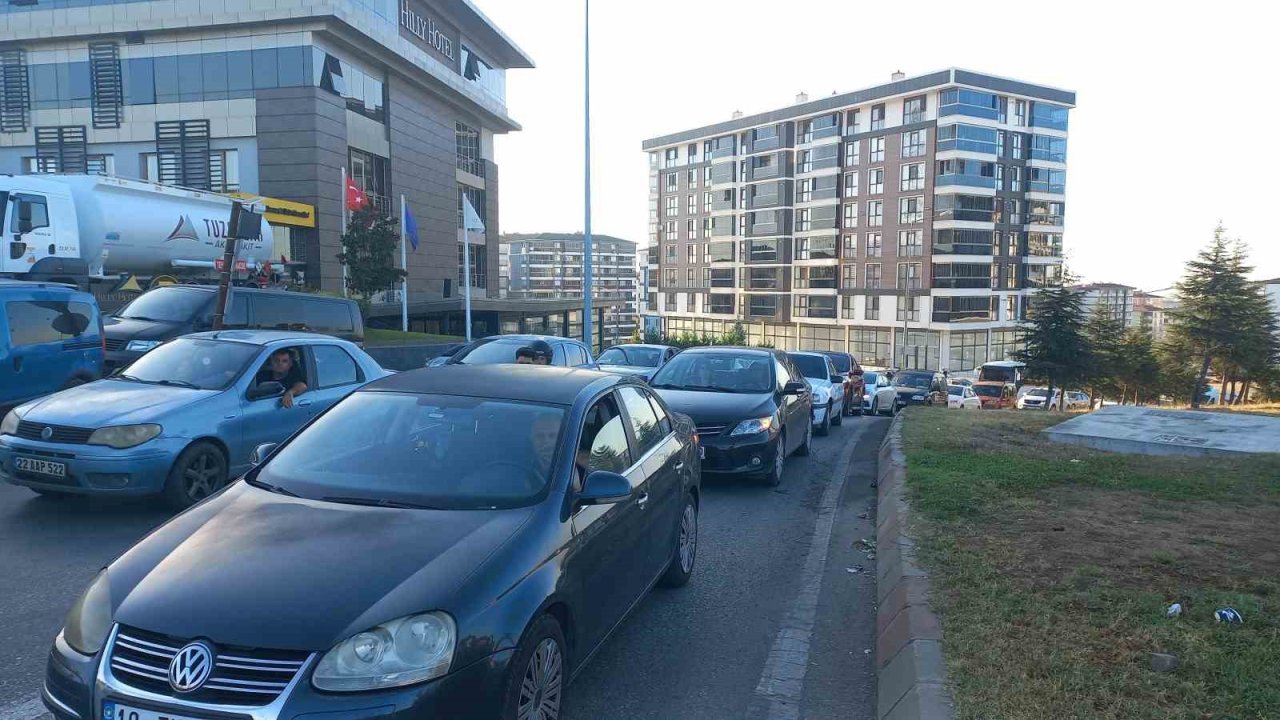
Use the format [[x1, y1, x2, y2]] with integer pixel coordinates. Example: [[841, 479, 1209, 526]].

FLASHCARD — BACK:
[[641, 68, 1073, 370], [1075, 282, 1136, 327], [501, 232, 639, 344], [0, 0, 532, 300]]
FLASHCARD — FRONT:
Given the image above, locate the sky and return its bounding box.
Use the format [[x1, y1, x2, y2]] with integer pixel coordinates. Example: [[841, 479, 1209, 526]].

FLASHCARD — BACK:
[[478, 0, 1279, 290]]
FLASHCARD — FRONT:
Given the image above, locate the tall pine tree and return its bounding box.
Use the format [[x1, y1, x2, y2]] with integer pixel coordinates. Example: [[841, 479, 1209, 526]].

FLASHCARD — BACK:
[[1015, 281, 1090, 410]]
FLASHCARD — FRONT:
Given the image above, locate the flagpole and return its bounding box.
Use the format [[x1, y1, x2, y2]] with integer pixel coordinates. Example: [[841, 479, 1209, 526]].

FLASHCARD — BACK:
[[463, 226, 472, 342], [340, 167, 350, 299], [399, 194, 409, 333], [582, 0, 594, 350]]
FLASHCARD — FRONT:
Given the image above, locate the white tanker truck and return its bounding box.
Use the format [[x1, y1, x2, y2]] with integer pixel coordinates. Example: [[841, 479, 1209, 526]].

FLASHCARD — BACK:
[[0, 174, 272, 284]]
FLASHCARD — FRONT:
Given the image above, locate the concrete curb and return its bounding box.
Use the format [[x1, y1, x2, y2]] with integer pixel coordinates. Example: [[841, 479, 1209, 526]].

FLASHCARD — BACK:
[[875, 415, 954, 720]]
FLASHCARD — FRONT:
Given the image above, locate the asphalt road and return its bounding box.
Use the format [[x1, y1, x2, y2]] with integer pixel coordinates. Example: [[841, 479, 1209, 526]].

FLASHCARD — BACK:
[[0, 416, 886, 720]]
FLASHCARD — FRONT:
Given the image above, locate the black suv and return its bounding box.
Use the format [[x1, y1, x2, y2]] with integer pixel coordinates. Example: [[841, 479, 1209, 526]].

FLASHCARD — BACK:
[[892, 369, 949, 410]]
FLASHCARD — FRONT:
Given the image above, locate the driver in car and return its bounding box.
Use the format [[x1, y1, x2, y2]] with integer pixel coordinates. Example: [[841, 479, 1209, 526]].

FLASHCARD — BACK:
[[255, 348, 308, 409], [515, 340, 553, 365]]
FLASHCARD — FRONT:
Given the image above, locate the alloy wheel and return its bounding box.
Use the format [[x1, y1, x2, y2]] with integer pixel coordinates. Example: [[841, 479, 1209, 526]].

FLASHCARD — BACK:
[[517, 638, 563, 720], [183, 451, 223, 501], [678, 503, 697, 573]]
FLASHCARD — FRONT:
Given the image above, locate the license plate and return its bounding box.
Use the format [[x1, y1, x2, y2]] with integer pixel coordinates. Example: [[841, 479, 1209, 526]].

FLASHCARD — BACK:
[[104, 702, 204, 720], [15, 456, 66, 478]]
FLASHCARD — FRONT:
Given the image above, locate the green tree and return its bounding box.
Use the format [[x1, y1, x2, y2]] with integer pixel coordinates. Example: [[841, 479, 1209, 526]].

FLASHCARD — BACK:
[[1166, 227, 1274, 407], [1116, 326, 1161, 404], [1015, 282, 1090, 410], [337, 207, 405, 310], [1082, 307, 1127, 404]]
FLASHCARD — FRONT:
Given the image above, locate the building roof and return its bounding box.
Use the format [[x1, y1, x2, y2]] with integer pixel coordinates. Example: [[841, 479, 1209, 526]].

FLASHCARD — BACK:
[[363, 364, 626, 405], [642, 68, 1077, 150], [501, 232, 636, 247], [452, 0, 536, 69]]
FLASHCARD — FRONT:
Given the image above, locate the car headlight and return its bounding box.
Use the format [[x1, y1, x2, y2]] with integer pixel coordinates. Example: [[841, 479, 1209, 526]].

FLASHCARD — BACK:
[[64, 570, 113, 656], [124, 340, 161, 353], [0, 408, 22, 436], [87, 424, 162, 449], [729, 416, 775, 436], [313, 612, 456, 692], [862, 394, 871, 403]]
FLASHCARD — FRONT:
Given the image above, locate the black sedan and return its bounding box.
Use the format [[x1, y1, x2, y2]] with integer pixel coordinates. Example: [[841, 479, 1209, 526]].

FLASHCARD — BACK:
[[43, 366, 700, 720], [649, 346, 812, 487]]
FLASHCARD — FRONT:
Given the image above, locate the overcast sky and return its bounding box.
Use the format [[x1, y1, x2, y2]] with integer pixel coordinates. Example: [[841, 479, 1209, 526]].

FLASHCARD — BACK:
[[479, 0, 1278, 290]]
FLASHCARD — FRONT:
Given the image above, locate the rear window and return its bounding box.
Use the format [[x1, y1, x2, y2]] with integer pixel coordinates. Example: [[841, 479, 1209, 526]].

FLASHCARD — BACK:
[[973, 385, 1001, 397], [948, 386, 964, 396], [5, 300, 96, 347], [458, 338, 526, 364], [825, 354, 851, 373], [789, 354, 830, 380]]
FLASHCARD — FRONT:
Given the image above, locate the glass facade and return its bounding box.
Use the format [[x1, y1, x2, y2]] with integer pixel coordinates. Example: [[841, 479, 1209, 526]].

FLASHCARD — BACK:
[[935, 159, 996, 188], [936, 123, 998, 154], [1030, 102, 1069, 131], [939, 88, 1001, 120], [1030, 135, 1068, 162]]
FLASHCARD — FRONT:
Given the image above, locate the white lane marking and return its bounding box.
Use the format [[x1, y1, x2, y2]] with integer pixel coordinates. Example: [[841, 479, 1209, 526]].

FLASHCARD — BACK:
[[750, 421, 864, 720], [0, 696, 47, 720]]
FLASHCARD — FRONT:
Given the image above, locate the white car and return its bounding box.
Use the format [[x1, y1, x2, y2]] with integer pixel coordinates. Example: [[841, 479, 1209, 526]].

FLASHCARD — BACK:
[[1018, 388, 1090, 411], [946, 383, 983, 409], [787, 351, 845, 435], [861, 369, 900, 416]]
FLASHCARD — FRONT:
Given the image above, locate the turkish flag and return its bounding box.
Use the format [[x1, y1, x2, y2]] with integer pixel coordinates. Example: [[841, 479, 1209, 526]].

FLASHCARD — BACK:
[[345, 176, 369, 211]]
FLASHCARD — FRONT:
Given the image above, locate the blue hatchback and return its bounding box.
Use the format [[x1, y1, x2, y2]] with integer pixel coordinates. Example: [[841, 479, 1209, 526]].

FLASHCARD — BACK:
[[0, 280, 104, 410], [0, 330, 386, 508]]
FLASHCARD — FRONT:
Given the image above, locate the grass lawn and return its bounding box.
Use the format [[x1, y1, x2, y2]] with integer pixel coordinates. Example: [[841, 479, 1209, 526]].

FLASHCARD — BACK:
[[900, 407, 1280, 720], [364, 328, 464, 346]]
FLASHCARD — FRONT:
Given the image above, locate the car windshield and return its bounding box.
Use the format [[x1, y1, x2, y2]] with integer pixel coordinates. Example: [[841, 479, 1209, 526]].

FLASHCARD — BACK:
[[825, 354, 851, 373], [650, 352, 773, 393], [863, 371, 880, 386], [118, 338, 260, 390], [1028, 388, 1050, 397], [455, 339, 528, 365], [894, 372, 933, 389], [790, 354, 830, 380], [255, 392, 567, 510], [973, 385, 1002, 397], [948, 386, 964, 396], [115, 287, 210, 323], [599, 347, 661, 367]]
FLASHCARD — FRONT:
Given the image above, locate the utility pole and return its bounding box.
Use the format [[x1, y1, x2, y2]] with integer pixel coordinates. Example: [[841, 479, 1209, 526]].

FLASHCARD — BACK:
[[213, 200, 260, 330], [582, 0, 593, 348]]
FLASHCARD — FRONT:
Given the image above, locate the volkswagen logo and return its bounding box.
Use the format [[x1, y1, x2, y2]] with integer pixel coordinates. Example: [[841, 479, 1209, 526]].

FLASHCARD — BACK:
[[40, 427, 53, 441], [168, 642, 215, 693]]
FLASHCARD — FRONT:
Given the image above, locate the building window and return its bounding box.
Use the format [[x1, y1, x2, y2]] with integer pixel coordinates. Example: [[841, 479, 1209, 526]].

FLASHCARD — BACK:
[[686, 268, 695, 287], [903, 95, 926, 124], [797, 179, 813, 204], [845, 109, 861, 135], [870, 136, 885, 163], [748, 295, 777, 317], [455, 122, 483, 176], [867, 200, 883, 227], [897, 262, 923, 291], [865, 295, 880, 320], [1010, 166, 1023, 192], [1011, 133, 1025, 160], [666, 172, 677, 191], [685, 219, 695, 239], [664, 196, 677, 217], [687, 194, 695, 214], [664, 220, 677, 239], [898, 229, 923, 256], [900, 163, 925, 191], [796, 208, 811, 232], [870, 103, 885, 131], [868, 168, 884, 195], [665, 244, 677, 261], [901, 129, 927, 158], [795, 294, 837, 319], [315, 48, 386, 123], [796, 265, 837, 289], [949, 330, 989, 368], [663, 268, 677, 287], [686, 243, 696, 263], [841, 263, 856, 288], [844, 140, 859, 166], [688, 169, 697, 188], [353, 147, 392, 214], [866, 232, 882, 257], [1013, 100, 1027, 127], [841, 296, 856, 319], [842, 203, 857, 229], [865, 263, 882, 289], [703, 166, 713, 184], [842, 234, 857, 258], [32, 125, 89, 173], [842, 171, 858, 197], [703, 192, 713, 213], [994, 164, 1005, 191], [899, 196, 924, 225], [996, 130, 1006, 157], [796, 235, 836, 261], [0, 49, 30, 132], [896, 295, 920, 322]]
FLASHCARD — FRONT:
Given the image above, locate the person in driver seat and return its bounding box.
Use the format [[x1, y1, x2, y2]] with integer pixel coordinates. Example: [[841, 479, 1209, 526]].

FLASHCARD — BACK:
[[255, 348, 308, 409], [515, 340, 554, 365]]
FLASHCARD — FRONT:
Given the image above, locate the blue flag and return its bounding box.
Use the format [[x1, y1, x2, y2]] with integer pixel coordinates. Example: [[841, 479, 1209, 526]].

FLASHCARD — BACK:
[[404, 204, 420, 251]]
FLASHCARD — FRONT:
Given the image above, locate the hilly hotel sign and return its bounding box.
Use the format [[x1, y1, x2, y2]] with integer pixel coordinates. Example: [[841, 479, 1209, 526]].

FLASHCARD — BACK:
[[400, 0, 459, 69]]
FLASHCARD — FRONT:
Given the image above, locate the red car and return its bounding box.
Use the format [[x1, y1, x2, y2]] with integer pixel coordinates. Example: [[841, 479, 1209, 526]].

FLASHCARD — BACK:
[[972, 381, 1016, 409], [821, 351, 865, 416]]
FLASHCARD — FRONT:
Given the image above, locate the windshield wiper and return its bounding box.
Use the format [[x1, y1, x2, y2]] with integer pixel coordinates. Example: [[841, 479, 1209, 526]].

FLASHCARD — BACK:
[[321, 495, 440, 510], [120, 315, 164, 322], [116, 373, 146, 383], [152, 379, 199, 389], [246, 477, 301, 497]]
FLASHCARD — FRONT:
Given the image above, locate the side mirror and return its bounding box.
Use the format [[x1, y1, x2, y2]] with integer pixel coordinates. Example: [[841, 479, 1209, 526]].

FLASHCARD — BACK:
[[577, 470, 633, 506], [830, 375, 846, 385], [783, 381, 808, 395], [426, 356, 449, 368], [247, 381, 285, 401], [249, 443, 278, 466]]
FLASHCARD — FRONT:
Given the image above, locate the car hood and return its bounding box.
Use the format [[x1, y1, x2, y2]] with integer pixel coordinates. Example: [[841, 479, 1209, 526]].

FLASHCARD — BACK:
[[104, 316, 182, 341], [107, 483, 534, 651], [598, 364, 655, 378], [653, 388, 776, 427], [19, 379, 217, 427]]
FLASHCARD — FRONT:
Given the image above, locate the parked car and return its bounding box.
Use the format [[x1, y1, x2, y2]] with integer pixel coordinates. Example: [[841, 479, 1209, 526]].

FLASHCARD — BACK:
[[427, 334, 597, 369], [821, 351, 864, 416], [946, 383, 983, 410], [0, 331, 385, 507], [1017, 387, 1060, 410], [104, 285, 364, 370], [597, 343, 679, 380], [1, 280, 103, 411], [892, 370, 949, 410], [1065, 390, 1091, 411], [972, 381, 1017, 410], [862, 370, 899, 416], [650, 346, 811, 486], [42, 365, 700, 720], [788, 351, 845, 435]]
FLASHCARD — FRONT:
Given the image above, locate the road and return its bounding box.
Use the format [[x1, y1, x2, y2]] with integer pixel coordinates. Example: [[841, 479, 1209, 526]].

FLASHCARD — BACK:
[[0, 416, 887, 720]]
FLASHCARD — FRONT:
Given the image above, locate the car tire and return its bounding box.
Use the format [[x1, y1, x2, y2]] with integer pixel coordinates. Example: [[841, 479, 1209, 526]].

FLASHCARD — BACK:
[[817, 404, 831, 436], [501, 614, 567, 720], [794, 417, 812, 456], [162, 441, 228, 511], [870, 398, 879, 416], [659, 493, 698, 588], [832, 401, 843, 427], [763, 432, 785, 487]]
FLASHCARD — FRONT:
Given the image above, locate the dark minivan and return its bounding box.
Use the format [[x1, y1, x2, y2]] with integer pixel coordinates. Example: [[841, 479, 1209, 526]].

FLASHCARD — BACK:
[[104, 286, 363, 369]]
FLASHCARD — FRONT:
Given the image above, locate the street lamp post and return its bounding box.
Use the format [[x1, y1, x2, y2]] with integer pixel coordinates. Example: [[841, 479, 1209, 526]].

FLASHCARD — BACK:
[[582, 0, 593, 349]]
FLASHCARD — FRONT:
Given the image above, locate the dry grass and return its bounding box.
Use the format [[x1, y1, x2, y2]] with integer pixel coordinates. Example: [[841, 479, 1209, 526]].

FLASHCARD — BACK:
[[899, 407, 1280, 720]]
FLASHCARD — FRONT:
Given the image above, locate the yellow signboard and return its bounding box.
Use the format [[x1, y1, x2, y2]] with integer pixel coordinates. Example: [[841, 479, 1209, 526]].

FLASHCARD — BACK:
[[227, 193, 317, 228]]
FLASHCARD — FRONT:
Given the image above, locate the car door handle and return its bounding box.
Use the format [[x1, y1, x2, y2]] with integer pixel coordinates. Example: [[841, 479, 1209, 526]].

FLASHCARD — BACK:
[[674, 461, 685, 472], [636, 492, 649, 509], [296, 399, 312, 407]]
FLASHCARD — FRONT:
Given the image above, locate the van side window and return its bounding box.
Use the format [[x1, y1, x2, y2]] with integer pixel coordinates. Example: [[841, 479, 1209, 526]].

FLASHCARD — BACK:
[[10, 195, 50, 234], [250, 295, 298, 331], [302, 302, 354, 333], [5, 301, 94, 346], [215, 293, 249, 328]]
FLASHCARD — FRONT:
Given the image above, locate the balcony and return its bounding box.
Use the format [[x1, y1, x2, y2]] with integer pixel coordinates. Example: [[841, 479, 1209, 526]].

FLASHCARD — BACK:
[[936, 175, 996, 189], [932, 278, 992, 289]]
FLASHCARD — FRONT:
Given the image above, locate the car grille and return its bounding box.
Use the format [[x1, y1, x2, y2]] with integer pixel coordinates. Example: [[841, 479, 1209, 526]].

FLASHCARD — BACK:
[[109, 626, 311, 707], [695, 424, 727, 437], [15, 422, 93, 444], [104, 338, 128, 351]]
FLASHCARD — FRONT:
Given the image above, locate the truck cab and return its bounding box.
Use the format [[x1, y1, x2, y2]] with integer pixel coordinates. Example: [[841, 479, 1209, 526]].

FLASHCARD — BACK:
[[0, 177, 86, 282]]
